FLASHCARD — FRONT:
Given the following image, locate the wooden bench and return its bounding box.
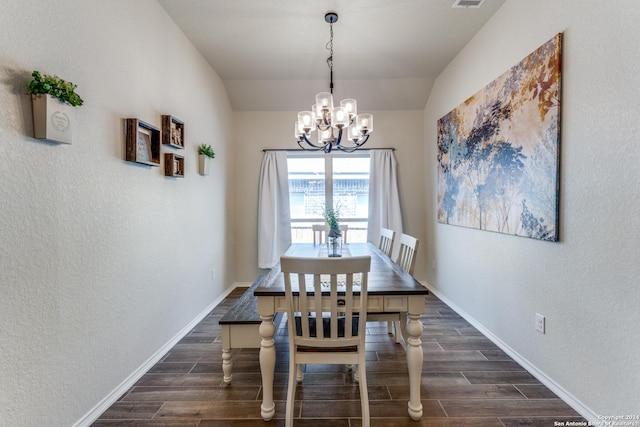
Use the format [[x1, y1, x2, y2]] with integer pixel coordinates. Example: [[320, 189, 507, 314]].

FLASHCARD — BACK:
[[219, 275, 283, 383]]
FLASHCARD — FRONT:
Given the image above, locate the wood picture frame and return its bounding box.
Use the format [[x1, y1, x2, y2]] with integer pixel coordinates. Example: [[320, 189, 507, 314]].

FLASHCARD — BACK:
[[164, 153, 185, 178], [162, 115, 185, 149], [125, 118, 161, 166]]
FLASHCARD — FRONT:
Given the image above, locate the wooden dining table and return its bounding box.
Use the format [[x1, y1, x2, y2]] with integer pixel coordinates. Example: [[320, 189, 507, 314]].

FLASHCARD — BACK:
[[254, 242, 430, 421]]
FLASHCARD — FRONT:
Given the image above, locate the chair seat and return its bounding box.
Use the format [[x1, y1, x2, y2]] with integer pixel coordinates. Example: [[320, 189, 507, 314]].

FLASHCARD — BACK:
[[295, 314, 360, 338]]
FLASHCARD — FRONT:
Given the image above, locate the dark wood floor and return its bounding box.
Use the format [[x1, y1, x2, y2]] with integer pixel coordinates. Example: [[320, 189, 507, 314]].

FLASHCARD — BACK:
[[93, 289, 586, 426]]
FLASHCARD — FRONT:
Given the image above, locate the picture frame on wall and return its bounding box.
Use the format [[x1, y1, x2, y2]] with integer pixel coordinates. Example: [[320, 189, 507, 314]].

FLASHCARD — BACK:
[[164, 153, 184, 178], [162, 115, 185, 149], [125, 118, 161, 166]]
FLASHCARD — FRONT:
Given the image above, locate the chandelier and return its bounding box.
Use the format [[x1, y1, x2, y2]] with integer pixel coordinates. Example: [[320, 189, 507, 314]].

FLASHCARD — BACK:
[[294, 12, 373, 153]]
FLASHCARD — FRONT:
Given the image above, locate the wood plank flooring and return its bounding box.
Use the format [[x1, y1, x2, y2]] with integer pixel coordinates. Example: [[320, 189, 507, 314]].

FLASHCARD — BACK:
[[92, 289, 586, 426]]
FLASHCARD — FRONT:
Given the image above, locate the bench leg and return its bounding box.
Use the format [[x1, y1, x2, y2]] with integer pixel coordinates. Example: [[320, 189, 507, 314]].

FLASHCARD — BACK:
[[296, 364, 304, 382], [222, 349, 232, 383]]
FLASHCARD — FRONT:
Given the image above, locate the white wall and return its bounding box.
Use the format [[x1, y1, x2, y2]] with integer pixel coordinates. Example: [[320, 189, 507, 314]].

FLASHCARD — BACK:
[[233, 110, 427, 282], [0, 1, 233, 425], [424, 0, 640, 418]]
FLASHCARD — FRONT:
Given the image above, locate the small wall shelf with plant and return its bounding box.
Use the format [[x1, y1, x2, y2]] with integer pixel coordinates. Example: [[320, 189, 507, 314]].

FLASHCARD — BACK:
[[198, 144, 215, 176], [125, 118, 161, 166], [26, 70, 84, 144], [164, 153, 185, 178], [162, 115, 184, 149]]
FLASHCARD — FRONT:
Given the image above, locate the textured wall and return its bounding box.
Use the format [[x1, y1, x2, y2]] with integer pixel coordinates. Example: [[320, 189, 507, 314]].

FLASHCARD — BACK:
[[423, 0, 640, 418], [232, 110, 426, 282], [0, 1, 233, 425]]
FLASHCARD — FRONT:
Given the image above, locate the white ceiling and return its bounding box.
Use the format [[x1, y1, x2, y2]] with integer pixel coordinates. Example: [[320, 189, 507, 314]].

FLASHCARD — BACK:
[[157, 0, 505, 111]]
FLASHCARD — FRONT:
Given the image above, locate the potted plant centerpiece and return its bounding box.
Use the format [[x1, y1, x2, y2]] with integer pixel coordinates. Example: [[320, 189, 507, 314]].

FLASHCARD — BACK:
[[323, 205, 343, 257], [197, 143, 215, 175], [26, 70, 83, 144]]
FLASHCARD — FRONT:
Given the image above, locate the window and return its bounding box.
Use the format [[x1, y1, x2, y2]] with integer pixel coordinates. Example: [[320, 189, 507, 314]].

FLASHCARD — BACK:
[[288, 153, 370, 243]]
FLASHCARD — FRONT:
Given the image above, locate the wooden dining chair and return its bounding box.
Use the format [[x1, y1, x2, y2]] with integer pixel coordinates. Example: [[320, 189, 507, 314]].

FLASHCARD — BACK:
[[370, 231, 419, 343], [395, 233, 419, 275], [281, 255, 372, 427], [390, 233, 419, 339], [370, 227, 400, 340], [378, 227, 395, 257], [312, 224, 327, 244]]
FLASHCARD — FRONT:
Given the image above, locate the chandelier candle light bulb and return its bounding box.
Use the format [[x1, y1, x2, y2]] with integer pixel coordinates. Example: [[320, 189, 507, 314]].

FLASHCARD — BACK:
[[316, 92, 333, 112], [295, 12, 373, 153], [332, 107, 348, 128], [340, 99, 357, 117]]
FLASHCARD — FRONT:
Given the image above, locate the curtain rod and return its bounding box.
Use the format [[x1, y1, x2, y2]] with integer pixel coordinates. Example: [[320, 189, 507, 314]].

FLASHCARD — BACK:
[[262, 148, 395, 152]]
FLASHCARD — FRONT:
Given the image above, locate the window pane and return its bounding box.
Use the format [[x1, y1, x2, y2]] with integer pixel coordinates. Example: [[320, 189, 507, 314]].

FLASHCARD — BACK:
[[332, 156, 369, 219], [288, 157, 326, 219], [288, 157, 326, 243]]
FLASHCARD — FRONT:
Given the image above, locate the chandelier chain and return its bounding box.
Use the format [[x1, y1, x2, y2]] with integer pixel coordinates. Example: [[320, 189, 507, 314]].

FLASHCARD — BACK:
[[327, 21, 334, 94]]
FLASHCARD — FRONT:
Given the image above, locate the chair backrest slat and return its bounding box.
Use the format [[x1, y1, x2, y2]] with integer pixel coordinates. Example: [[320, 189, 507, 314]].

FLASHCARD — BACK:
[[313, 273, 324, 336], [344, 274, 353, 337], [298, 273, 310, 337]]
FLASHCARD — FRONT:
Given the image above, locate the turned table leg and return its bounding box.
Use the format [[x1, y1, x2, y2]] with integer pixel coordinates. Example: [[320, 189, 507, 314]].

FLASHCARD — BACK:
[[221, 324, 233, 384], [405, 296, 424, 420], [221, 349, 232, 383]]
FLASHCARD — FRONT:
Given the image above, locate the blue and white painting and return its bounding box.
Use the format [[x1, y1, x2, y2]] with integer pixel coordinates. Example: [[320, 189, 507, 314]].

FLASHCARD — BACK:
[[437, 34, 562, 242]]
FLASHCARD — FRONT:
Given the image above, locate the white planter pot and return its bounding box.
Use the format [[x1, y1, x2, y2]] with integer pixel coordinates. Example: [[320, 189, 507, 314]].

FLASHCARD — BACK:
[[198, 154, 211, 175], [31, 94, 74, 144]]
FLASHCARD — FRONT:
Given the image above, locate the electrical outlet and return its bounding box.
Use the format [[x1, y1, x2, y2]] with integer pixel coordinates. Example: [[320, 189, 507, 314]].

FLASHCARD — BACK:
[[211, 269, 216, 280], [535, 313, 546, 334]]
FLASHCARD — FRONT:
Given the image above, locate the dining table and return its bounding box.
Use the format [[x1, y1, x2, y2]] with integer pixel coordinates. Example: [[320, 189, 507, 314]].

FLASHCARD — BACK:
[[254, 242, 430, 421]]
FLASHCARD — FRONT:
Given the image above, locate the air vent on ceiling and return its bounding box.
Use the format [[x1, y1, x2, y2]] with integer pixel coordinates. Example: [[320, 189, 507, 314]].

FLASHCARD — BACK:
[[452, 0, 485, 8]]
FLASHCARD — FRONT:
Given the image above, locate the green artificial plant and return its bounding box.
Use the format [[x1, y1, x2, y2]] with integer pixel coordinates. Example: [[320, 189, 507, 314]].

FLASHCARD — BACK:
[[26, 70, 84, 107], [198, 144, 216, 158], [323, 205, 342, 237]]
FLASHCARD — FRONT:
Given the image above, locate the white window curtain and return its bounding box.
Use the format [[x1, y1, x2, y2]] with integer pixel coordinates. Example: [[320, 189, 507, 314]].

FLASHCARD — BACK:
[[367, 149, 403, 248], [258, 151, 292, 269]]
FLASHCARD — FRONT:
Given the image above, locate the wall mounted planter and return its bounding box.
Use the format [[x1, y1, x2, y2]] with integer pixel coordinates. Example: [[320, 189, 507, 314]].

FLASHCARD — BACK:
[[31, 94, 73, 144], [198, 154, 211, 175]]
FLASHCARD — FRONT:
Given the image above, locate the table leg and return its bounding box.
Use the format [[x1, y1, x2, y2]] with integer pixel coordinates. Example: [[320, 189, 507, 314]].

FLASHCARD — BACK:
[[221, 324, 232, 384], [222, 349, 232, 383], [259, 313, 276, 421], [405, 297, 424, 420]]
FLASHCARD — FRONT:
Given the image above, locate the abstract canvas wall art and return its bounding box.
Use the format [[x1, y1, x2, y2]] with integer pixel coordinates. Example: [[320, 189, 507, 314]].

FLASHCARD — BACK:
[[437, 33, 562, 241]]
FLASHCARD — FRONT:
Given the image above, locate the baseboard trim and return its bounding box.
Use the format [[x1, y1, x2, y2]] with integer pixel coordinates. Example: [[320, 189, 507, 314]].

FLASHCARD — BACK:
[[73, 284, 244, 427], [420, 281, 598, 423]]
